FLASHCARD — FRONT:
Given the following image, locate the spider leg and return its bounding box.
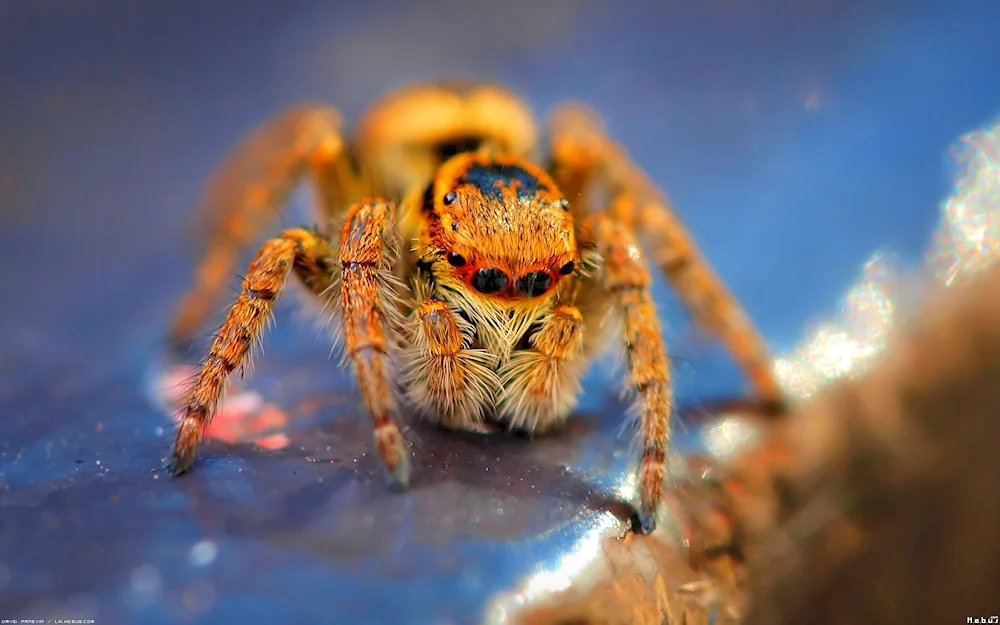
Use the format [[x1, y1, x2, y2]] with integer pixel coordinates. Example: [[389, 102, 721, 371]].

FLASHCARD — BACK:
[[636, 197, 784, 408], [548, 104, 785, 409], [401, 282, 501, 432], [581, 212, 672, 522], [496, 304, 588, 434], [170, 105, 355, 344], [335, 200, 411, 485], [170, 227, 333, 474]]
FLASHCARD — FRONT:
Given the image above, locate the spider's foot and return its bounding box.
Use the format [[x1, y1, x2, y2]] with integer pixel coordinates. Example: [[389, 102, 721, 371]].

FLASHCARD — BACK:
[[637, 454, 666, 534], [388, 451, 412, 489], [375, 421, 411, 488], [168, 449, 193, 476], [168, 417, 201, 476]]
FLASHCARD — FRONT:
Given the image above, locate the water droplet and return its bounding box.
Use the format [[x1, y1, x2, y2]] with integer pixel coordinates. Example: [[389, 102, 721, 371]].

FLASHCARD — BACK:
[[188, 540, 218, 567]]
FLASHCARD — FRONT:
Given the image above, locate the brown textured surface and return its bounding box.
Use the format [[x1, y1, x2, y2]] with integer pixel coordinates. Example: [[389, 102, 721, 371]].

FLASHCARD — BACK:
[[738, 264, 1000, 625], [507, 263, 1000, 624], [514, 516, 744, 625]]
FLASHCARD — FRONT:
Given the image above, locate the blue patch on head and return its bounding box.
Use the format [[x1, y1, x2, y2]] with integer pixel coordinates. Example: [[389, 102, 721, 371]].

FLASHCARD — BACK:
[[459, 163, 547, 201]]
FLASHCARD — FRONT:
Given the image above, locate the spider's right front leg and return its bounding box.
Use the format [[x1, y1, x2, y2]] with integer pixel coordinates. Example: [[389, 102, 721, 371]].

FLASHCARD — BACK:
[[401, 282, 501, 432], [581, 212, 673, 526], [336, 201, 413, 484]]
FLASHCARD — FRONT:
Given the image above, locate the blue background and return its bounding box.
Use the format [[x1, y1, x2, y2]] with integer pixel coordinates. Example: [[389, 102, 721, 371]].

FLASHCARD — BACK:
[[1, 1, 998, 623]]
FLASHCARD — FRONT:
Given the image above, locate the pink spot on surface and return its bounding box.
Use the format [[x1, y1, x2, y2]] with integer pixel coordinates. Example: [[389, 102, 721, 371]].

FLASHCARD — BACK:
[[153, 362, 291, 451]]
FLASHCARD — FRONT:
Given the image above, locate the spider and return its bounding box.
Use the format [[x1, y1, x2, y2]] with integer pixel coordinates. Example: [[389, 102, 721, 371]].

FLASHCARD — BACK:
[[166, 80, 786, 526]]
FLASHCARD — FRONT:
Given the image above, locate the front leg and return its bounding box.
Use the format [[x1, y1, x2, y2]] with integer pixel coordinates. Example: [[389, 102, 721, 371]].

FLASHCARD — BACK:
[[495, 304, 589, 433], [336, 200, 412, 484], [401, 280, 501, 432], [170, 227, 333, 474], [583, 213, 672, 523]]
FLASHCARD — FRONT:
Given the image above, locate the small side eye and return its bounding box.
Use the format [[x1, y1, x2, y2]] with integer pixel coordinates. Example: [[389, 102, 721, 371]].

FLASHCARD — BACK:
[[558, 261, 575, 275], [447, 252, 466, 267], [443, 191, 457, 205], [558, 198, 570, 211]]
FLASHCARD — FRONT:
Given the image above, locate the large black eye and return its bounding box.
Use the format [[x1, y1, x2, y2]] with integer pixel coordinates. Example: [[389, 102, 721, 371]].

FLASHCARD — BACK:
[[447, 252, 466, 267], [443, 191, 457, 205], [515, 271, 552, 298], [471, 268, 509, 294]]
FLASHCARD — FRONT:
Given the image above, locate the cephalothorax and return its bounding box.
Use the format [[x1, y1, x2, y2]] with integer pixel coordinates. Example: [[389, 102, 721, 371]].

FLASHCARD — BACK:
[[167, 81, 785, 525]]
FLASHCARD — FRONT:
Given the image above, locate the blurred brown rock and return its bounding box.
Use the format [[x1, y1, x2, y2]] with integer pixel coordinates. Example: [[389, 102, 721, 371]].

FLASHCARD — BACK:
[[513, 263, 1000, 624]]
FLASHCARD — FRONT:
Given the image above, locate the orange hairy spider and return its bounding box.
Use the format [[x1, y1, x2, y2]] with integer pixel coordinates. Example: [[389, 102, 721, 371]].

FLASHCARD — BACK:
[[166, 81, 786, 526]]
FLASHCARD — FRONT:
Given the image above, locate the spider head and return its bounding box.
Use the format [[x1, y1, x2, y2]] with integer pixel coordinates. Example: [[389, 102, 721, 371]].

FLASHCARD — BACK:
[[421, 153, 578, 305]]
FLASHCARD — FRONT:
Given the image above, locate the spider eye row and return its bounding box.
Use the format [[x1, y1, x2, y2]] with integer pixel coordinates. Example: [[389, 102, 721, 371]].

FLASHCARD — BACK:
[[452, 263, 562, 298]]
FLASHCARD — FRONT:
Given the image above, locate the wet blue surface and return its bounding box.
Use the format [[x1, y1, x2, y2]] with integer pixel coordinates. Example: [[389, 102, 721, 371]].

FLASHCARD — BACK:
[[1, 1, 999, 623]]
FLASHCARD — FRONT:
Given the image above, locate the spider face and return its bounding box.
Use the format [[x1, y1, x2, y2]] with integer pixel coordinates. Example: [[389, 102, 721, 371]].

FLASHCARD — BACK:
[[421, 152, 578, 305]]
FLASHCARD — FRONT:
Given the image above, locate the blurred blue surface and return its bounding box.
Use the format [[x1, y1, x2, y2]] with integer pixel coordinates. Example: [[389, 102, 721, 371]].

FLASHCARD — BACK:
[[1, 1, 999, 623]]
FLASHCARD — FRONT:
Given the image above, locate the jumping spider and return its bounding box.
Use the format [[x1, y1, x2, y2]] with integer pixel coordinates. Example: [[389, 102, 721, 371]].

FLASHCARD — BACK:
[[167, 81, 786, 525]]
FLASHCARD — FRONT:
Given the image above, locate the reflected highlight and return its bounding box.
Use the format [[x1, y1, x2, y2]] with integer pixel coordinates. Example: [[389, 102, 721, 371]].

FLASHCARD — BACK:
[[774, 114, 1000, 399]]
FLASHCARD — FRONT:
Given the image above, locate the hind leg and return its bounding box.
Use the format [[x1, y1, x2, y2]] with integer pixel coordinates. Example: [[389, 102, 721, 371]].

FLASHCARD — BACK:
[[547, 103, 785, 409], [171, 105, 356, 344]]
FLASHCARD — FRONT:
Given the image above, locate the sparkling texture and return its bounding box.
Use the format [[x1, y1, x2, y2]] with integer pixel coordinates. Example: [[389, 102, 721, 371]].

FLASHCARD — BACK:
[[773, 254, 900, 398], [774, 115, 1000, 399], [929, 116, 1000, 285]]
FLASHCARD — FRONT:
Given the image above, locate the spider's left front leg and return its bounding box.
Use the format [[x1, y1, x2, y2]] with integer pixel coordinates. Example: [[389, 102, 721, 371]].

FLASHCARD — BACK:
[[581, 213, 672, 524]]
